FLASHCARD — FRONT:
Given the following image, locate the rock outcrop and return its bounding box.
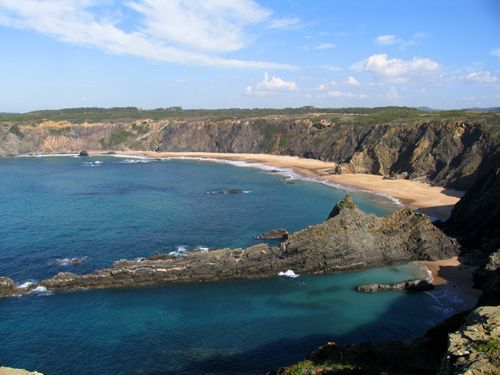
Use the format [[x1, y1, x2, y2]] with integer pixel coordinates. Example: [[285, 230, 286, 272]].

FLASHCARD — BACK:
[[33, 195, 459, 293], [257, 228, 289, 240], [441, 165, 500, 254], [438, 306, 500, 375], [356, 275, 434, 292], [0, 277, 28, 297]]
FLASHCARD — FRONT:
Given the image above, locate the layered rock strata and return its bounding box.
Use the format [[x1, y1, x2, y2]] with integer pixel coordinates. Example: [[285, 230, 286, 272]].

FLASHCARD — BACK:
[[36, 195, 458, 293], [1, 115, 498, 190]]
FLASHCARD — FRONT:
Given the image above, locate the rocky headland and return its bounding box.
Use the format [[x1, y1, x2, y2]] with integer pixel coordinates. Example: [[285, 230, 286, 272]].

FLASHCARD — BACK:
[[0, 195, 458, 295]]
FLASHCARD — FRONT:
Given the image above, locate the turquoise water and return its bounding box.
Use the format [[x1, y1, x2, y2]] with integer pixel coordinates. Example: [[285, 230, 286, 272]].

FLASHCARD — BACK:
[[0, 156, 470, 374]]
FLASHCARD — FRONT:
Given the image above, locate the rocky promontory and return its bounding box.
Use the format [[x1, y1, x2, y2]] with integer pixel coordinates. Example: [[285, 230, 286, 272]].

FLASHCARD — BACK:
[[25, 195, 458, 293]]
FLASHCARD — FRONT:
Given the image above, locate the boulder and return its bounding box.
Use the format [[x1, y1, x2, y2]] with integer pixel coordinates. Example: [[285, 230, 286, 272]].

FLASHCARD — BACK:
[[78, 150, 90, 157]]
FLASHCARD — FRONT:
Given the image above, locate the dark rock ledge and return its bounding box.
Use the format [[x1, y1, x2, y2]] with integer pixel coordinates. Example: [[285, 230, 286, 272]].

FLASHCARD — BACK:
[[1, 195, 459, 296], [357, 275, 434, 293]]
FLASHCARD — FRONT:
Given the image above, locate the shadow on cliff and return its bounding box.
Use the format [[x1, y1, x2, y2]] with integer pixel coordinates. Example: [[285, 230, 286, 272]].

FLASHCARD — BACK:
[[144, 291, 457, 375]]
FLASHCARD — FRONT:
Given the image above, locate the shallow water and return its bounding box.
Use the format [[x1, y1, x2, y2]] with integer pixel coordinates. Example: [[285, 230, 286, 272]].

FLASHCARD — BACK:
[[0, 156, 471, 374]]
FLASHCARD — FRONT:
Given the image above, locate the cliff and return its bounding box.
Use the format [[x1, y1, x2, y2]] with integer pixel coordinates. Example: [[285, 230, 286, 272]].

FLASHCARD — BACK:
[[1, 108, 499, 190]]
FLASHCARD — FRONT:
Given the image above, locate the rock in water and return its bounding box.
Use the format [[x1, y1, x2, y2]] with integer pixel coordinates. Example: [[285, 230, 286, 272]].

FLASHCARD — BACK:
[[0, 277, 29, 297], [217, 189, 244, 194], [357, 275, 434, 292], [78, 150, 89, 157]]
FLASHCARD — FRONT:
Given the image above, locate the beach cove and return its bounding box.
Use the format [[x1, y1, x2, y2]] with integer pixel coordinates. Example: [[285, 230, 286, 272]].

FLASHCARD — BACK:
[[102, 151, 477, 299], [0, 153, 480, 374]]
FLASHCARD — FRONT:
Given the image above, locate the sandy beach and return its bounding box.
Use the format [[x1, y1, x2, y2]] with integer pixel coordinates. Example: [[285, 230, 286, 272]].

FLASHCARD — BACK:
[[423, 257, 482, 307], [100, 151, 463, 221]]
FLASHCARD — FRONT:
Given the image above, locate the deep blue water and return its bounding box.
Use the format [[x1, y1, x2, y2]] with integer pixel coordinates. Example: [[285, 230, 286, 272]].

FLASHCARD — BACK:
[[0, 156, 473, 374]]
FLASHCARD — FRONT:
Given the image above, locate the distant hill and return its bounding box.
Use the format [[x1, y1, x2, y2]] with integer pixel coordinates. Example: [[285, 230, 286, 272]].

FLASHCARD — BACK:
[[463, 107, 500, 112]]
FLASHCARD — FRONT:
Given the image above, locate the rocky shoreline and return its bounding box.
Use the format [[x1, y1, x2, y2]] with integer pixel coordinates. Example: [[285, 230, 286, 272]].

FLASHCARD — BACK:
[[0, 195, 459, 296]]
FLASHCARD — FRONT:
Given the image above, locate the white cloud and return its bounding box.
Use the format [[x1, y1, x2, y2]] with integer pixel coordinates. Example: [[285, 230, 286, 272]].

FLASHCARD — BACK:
[[461, 71, 499, 86], [345, 76, 360, 85], [374, 35, 400, 45], [374, 33, 427, 50], [352, 54, 442, 84], [256, 72, 299, 91], [461, 96, 477, 102], [321, 91, 367, 99], [320, 65, 343, 71], [311, 83, 328, 91], [267, 17, 301, 30], [168, 80, 186, 87], [245, 72, 299, 96], [314, 43, 336, 50], [126, 0, 271, 53], [0, 0, 296, 69], [387, 86, 398, 100], [415, 88, 427, 95], [492, 49, 500, 58]]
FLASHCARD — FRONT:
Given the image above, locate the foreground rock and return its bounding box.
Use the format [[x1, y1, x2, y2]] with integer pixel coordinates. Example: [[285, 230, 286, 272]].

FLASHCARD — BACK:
[[438, 306, 500, 375], [37, 195, 458, 292], [357, 275, 434, 292], [272, 306, 499, 375]]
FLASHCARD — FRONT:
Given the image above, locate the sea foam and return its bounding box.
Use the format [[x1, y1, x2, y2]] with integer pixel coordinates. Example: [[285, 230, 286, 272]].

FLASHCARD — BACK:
[[279, 270, 300, 278]]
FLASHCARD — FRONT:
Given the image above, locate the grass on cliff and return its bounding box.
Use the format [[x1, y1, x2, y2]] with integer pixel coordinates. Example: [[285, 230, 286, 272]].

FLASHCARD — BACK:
[[475, 338, 500, 365], [273, 310, 471, 375]]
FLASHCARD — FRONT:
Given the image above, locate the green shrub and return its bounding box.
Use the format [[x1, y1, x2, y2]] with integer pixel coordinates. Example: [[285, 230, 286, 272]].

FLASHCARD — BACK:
[[8, 124, 23, 138]]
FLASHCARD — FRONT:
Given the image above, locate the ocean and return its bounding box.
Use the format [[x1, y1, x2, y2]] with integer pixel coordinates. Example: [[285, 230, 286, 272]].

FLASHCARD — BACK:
[[0, 155, 472, 374]]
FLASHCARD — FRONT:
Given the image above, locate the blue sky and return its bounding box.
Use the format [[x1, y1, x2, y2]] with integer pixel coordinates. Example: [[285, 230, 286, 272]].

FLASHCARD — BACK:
[[0, 0, 499, 112]]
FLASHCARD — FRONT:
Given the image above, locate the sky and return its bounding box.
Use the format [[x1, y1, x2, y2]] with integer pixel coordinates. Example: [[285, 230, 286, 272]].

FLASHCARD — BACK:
[[0, 0, 499, 113]]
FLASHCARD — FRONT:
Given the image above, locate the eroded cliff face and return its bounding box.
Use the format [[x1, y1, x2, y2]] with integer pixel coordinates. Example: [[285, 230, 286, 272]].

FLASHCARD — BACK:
[[1, 115, 498, 190]]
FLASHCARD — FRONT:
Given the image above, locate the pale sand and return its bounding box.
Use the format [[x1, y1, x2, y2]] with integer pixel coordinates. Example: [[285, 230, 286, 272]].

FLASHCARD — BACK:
[[97, 151, 463, 220], [423, 257, 482, 304]]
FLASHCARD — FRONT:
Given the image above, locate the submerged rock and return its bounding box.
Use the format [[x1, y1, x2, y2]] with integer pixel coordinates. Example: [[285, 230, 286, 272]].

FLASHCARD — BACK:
[[34, 195, 459, 293], [217, 189, 244, 194]]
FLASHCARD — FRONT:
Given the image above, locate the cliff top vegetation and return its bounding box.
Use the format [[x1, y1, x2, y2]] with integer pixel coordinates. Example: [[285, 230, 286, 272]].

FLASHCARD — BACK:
[[1, 106, 499, 126]]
